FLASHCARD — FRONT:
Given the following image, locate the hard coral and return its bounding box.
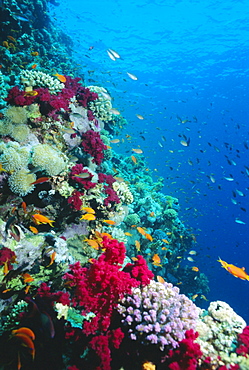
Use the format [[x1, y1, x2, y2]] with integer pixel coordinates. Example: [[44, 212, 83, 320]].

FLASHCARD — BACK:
[[117, 280, 199, 350]]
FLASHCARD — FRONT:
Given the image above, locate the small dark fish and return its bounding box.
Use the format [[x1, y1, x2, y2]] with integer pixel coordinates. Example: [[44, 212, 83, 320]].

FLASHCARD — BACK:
[[28, 166, 42, 174], [5, 216, 16, 235], [9, 225, 21, 242], [40, 311, 55, 338], [240, 207, 246, 212], [213, 146, 220, 152], [12, 12, 30, 22], [243, 141, 249, 150], [71, 112, 83, 118]]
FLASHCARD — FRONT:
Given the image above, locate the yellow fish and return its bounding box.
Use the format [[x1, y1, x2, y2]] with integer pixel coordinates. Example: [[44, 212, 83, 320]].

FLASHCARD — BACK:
[[80, 213, 96, 221], [135, 240, 141, 251], [81, 206, 95, 214]]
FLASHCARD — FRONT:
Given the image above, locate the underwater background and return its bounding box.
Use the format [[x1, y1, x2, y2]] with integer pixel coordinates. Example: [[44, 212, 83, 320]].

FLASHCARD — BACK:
[[0, 0, 249, 369], [49, 0, 249, 322]]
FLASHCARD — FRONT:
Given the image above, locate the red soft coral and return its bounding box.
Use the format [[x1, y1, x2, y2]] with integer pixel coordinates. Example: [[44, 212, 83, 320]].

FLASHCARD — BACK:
[[68, 190, 85, 211], [166, 330, 203, 370], [5, 86, 36, 106], [236, 325, 249, 356], [81, 130, 107, 165], [69, 164, 96, 190], [0, 246, 16, 270]]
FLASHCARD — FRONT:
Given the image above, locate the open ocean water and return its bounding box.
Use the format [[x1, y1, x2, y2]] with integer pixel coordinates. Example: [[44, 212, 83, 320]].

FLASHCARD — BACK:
[[49, 0, 249, 322]]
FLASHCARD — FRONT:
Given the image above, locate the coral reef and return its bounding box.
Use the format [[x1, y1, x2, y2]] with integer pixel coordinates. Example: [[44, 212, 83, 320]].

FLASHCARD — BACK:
[[0, 3, 247, 367]]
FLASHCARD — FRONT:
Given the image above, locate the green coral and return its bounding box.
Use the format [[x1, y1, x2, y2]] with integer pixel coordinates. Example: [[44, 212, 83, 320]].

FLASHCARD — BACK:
[[164, 208, 178, 220], [0, 142, 30, 172], [55, 303, 95, 329], [4, 106, 28, 125], [0, 300, 28, 334], [31, 143, 67, 176], [165, 195, 178, 209], [11, 124, 30, 142], [8, 168, 36, 196], [57, 181, 74, 198], [124, 213, 141, 226]]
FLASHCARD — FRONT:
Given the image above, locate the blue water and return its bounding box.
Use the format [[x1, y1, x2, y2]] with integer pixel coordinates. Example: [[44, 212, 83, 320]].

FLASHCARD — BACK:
[[49, 0, 249, 323]]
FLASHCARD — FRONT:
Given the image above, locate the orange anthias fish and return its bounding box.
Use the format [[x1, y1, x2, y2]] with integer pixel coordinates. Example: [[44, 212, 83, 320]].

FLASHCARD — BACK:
[[152, 254, 162, 267], [102, 219, 115, 225], [54, 73, 67, 83], [24, 90, 38, 97], [32, 214, 55, 227], [137, 226, 146, 236], [218, 258, 249, 281], [135, 240, 141, 251], [22, 273, 34, 284], [29, 226, 38, 234], [12, 328, 35, 360], [145, 232, 153, 241], [157, 275, 165, 284], [131, 155, 137, 164], [81, 206, 95, 214]]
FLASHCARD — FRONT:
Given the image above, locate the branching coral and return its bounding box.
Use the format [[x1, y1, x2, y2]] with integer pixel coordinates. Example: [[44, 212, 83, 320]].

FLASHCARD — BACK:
[[20, 70, 64, 93], [87, 86, 113, 121], [117, 280, 199, 350], [196, 300, 247, 367]]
